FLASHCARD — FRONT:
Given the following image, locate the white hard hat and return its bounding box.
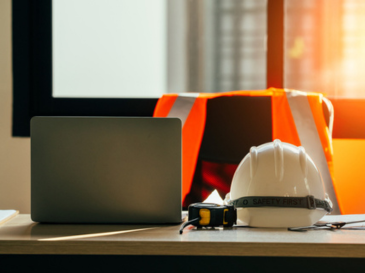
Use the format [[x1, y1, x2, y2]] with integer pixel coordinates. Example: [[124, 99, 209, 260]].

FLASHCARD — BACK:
[[225, 139, 332, 228]]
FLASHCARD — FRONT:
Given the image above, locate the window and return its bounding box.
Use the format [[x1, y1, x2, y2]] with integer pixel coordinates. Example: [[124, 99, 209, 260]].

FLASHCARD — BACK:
[[12, 0, 365, 137], [13, 0, 268, 136], [285, 0, 365, 98], [52, 0, 267, 97], [52, 0, 167, 98]]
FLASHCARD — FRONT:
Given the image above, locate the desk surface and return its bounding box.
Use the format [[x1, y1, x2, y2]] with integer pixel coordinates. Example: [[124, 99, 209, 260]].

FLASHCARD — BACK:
[[1, 214, 365, 257]]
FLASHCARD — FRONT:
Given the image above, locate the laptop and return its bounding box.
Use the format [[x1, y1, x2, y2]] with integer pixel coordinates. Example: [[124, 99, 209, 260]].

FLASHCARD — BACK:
[[31, 117, 182, 224]]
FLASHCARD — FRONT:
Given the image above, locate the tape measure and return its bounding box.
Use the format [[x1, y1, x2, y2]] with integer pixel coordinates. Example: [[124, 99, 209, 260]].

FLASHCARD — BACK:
[[179, 203, 236, 234]]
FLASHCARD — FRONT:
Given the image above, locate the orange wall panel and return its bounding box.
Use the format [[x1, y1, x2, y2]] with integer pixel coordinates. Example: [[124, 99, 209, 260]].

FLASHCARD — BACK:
[[332, 139, 365, 214]]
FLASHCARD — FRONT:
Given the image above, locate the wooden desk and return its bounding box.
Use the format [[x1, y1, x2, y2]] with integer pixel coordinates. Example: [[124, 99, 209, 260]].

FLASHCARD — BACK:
[[1, 214, 365, 258]]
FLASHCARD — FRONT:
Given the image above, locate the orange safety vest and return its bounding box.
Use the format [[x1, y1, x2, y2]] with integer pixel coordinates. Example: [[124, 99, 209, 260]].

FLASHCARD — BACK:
[[153, 88, 341, 214]]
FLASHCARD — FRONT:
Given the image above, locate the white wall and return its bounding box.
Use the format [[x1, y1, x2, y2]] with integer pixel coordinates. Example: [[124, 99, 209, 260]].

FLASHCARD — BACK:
[[0, 0, 31, 213]]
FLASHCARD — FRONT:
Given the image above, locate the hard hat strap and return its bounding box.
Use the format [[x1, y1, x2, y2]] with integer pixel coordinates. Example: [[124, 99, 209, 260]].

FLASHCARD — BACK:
[[229, 195, 332, 213]]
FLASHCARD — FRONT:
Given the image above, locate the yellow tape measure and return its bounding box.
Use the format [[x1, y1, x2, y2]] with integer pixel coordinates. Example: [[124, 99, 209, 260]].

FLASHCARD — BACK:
[[179, 203, 236, 234]]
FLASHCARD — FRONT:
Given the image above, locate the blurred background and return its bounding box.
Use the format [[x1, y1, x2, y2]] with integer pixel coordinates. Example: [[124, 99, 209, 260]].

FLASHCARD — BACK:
[[2, 0, 365, 213], [52, 0, 365, 98]]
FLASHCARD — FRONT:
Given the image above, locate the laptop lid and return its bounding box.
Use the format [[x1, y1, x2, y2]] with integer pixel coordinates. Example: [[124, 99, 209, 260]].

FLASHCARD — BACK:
[[31, 117, 181, 224]]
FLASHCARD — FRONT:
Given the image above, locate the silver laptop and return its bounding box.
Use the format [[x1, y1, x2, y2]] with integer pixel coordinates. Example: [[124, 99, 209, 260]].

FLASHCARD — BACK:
[[31, 117, 181, 224]]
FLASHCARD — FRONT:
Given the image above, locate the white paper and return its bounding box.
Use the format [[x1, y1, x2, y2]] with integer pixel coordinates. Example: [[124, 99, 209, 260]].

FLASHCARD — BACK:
[[0, 210, 18, 224], [320, 214, 365, 227]]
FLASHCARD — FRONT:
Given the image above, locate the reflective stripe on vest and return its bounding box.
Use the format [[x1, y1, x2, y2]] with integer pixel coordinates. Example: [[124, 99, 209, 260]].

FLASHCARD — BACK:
[[154, 89, 338, 212], [285, 90, 340, 214], [167, 93, 199, 126]]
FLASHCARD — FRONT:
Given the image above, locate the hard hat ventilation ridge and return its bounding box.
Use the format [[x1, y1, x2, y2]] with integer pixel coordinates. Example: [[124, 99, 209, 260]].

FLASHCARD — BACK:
[[273, 139, 284, 181], [249, 146, 258, 179], [299, 146, 308, 177]]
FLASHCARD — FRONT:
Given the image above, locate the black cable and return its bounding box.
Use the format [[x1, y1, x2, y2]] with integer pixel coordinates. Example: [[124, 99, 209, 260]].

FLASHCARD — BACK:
[[179, 218, 200, 234]]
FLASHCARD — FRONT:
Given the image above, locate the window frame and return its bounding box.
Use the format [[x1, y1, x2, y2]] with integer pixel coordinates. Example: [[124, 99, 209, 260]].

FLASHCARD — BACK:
[[12, 0, 158, 137], [12, 0, 365, 138]]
